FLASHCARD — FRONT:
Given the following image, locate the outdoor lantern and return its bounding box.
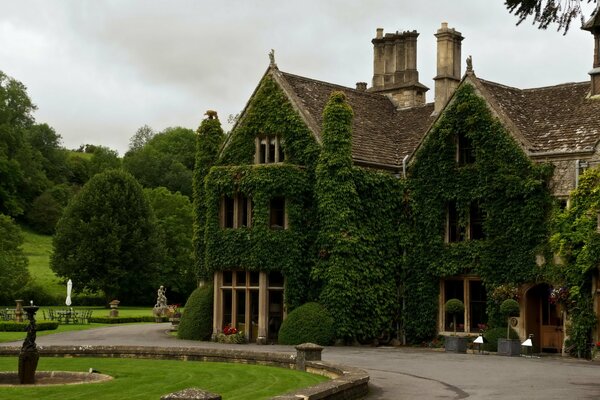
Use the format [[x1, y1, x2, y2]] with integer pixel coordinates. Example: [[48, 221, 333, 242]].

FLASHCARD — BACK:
[[521, 334, 534, 358], [473, 330, 488, 354]]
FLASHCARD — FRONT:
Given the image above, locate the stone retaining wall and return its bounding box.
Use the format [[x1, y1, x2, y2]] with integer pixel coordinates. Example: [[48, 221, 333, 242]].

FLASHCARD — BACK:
[[0, 345, 369, 399]]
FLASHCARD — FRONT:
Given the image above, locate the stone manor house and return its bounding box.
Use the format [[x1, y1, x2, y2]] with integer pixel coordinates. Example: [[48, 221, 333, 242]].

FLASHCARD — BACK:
[[200, 10, 600, 350]]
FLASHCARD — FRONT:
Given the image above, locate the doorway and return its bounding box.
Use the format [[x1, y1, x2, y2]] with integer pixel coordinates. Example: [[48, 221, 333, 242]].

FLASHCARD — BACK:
[[525, 284, 564, 353]]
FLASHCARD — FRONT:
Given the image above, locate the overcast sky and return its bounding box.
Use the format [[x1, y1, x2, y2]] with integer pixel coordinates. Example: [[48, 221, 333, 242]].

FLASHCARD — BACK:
[[1, 1, 598, 155]]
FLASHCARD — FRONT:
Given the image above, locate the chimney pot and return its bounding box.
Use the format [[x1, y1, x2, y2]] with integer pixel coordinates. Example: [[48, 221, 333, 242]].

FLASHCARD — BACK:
[[356, 82, 367, 91], [441, 22, 448, 30], [376, 28, 383, 39]]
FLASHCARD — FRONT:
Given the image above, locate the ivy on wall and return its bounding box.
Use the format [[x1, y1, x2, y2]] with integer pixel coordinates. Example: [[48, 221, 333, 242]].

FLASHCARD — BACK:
[[313, 92, 401, 340], [405, 84, 553, 342], [193, 114, 225, 281], [201, 73, 321, 309], [551, 167, 600, 356]]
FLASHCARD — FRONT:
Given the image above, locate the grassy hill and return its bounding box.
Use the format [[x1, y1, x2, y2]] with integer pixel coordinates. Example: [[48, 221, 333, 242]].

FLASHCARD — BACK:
[[20, 227, 64, 299]]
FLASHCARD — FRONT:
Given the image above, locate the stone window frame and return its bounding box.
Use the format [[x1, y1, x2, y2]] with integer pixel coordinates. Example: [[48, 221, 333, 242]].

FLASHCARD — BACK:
[[213, 270, 286, 344], [456, 132, 475, 166], [219, 193, 252, 229], [445, 201, 485, 243], [438, 276, 488, 335], [255, 136, 284, 164]]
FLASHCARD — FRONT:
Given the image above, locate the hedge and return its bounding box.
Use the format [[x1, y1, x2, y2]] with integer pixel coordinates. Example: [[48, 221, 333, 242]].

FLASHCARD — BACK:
[[278, 302, 334, 346], [178, 284, 213, 340], [89, 316, 167, 324], [0, 321, 59, 331]]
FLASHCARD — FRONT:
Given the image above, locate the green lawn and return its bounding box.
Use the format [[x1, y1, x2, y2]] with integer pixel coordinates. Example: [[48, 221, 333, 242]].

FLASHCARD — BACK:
[[0, 323, 117, 343], [0, 357, 327, 399], [21, 227, 64, 299]]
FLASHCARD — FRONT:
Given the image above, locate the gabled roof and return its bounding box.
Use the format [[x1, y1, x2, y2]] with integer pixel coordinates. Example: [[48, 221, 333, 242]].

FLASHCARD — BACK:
[[275, 70, 435, 170], [476, 78, 600, 155]]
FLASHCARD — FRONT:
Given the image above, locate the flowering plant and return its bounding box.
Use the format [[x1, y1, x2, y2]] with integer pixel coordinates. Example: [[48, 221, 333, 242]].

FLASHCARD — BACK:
[[223, 324, 238, 335], [490, 284, 520, 303], [549, 286, 569, 304], [166, 304, 181, 317]]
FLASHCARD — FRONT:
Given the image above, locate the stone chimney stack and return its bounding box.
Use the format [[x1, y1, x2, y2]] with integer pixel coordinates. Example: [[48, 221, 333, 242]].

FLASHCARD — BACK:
[[370, 28, 429, 109], [433, 22, 464, 114], [582, 5, 600, 96]]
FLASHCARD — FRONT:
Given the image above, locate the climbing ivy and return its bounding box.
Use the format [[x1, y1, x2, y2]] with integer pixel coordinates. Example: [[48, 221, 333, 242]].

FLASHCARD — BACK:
[[550, 167, 600, 356], [405, 84, 553, 343], [193, 113, 225, 282], [313, 92, 401, 341]]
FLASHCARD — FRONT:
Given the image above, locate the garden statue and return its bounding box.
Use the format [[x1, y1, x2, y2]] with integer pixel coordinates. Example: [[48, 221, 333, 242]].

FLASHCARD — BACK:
[[153, 286, 168, 321], [18, 301, 39, 384]]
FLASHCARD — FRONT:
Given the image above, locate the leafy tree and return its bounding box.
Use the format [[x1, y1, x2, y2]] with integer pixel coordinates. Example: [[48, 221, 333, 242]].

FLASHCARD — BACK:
[[65, 153, 91, 185], [51, 169, 162, 303], [25, 123, 69, 183], [192, 112, 225, 281], [505, 0, 597, 33], [88, 145, 121, 177], [26, 183, 77, 234], [0, 214, 30, 304], [128, 124, 155, 153], [144, 187, 195, 301], [123, 126, 196, 197]]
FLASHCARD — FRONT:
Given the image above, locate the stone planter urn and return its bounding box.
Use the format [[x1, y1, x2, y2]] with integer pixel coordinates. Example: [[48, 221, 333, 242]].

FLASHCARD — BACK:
[[445, 335, 468, 353], [497, 338, 521, 356]]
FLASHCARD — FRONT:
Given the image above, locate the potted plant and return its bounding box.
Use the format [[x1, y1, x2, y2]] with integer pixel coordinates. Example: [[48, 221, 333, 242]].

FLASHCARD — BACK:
[[444, 298, 467, 353], [166, 304, 181, 331], [497, 299, 521, 356]]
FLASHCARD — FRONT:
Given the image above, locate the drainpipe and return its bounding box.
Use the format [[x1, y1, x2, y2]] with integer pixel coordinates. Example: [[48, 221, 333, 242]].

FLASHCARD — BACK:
[[402, 155, 409, 178], [575, 159, 580, 187]]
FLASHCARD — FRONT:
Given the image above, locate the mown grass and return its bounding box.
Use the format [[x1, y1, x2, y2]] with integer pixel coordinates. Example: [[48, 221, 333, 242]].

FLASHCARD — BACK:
[[20, 227, 64, 299], [0, 357, 327, 399]]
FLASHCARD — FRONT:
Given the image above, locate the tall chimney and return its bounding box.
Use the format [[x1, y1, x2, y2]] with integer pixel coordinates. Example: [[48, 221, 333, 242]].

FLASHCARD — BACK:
[[433, 22, 464, 114], [370, 28, 429, 109], [582, 5, 600, 96]]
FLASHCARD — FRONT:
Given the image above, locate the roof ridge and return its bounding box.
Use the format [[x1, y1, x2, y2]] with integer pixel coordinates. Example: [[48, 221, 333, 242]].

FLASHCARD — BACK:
[[478, 76, 589, 92]]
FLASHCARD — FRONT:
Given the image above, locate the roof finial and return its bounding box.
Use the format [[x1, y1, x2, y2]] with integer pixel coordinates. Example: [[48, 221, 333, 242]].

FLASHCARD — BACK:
[[204, 110, 218, 120], [466, 55, 473, 74], [269, 49, 277, 69]]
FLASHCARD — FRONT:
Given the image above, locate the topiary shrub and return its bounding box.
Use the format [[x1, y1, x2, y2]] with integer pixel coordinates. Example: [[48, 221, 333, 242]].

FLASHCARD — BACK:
[[483, 327, 519, 352], [278, 302, 334, 346], [444, 299, 465, 335], [500, 299, 520, 339], [177, 284, 213, 340]]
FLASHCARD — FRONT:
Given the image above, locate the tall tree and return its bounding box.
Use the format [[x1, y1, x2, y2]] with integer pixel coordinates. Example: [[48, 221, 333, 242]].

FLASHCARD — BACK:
[[128, 124, 155, 153], [505, 0, 597, 33], [0, 214, 30, 304], [51, 170, 162, 303], [192, 111, 225, 282]]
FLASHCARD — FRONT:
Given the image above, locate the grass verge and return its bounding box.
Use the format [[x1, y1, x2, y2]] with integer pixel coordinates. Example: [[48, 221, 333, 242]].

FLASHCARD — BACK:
[[0, 357, 327, 399]]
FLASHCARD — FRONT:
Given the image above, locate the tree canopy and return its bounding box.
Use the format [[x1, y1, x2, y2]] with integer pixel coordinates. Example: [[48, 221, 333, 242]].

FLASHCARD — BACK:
[[51, 169, 162, 303], [505, 0, 597, 33], [0, 214, 30, 304]]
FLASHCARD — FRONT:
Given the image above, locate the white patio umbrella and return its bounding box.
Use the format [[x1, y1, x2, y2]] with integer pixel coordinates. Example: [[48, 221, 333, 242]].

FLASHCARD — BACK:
[[66, 279, 72, 306]]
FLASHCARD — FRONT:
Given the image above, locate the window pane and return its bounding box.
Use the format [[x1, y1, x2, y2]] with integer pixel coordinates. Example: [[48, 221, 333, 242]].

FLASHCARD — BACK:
[[268, 290, 284, 341], [236, 271, 246, 286], [236, 290, 246, 331], [249, 271, 259, 287], [444, 280, 464, 332], [470, 202, 485, 240], [448, 202, 465, 242], [223, 196, 234, 228], [269, 138, 276, 163], [268, 271, 284, 287], [469, 281, 487, 332], [239, 195, 249, 227], [222, 289, 232, 327], [458, 133, 475, 165], [270, 197, 285, 229], [259, 139, 267, 164], [279, 141, 285, 162], [223, 271, 233, 286]]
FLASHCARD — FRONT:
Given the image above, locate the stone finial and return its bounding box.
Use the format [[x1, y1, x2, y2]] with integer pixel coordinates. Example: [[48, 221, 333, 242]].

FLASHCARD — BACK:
[[466, 55, 473, 73], [204, 110, 218, 120], [269, 49, 277, 69], [355, 82, 367, 91]]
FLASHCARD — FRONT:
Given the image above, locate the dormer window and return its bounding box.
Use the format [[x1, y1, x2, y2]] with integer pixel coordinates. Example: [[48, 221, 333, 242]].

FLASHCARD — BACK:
[[457, 133, 475, 165], [256, 136, 284, 164]]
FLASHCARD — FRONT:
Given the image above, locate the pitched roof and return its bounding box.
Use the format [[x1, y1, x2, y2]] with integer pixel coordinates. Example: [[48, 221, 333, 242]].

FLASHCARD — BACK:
[[277, 71, 435, 169], [477, 78, 600, 154]]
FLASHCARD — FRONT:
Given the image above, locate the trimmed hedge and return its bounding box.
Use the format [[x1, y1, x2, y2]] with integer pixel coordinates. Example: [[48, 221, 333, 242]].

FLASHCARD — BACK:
[[178, 284, 213, 340], [89, 316, 167, 324], [278, 302, 334, 346], [0, 321, 59, 331], [483, 327, 519, 352]]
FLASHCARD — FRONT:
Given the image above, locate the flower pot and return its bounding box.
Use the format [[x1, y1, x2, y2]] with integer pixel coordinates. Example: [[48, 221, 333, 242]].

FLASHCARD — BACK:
[[444, 336, 467, 353], [497, 338, 521, 356]]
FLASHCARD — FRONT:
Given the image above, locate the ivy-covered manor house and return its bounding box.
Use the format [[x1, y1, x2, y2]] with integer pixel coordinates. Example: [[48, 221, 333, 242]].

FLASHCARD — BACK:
[[194, 11, 600, 352]]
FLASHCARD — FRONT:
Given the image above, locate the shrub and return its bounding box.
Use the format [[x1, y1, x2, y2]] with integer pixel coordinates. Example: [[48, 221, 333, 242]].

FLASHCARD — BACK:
[[500, 299, 520, 317], [278, 302, 334, 346], [444, 299, 465, 335], [0, 321, 59, 331], [483, 327, 519, 352], [89, 316, 166, 324], [177, 284, 213, 340], [215, 332, 246, 344]]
